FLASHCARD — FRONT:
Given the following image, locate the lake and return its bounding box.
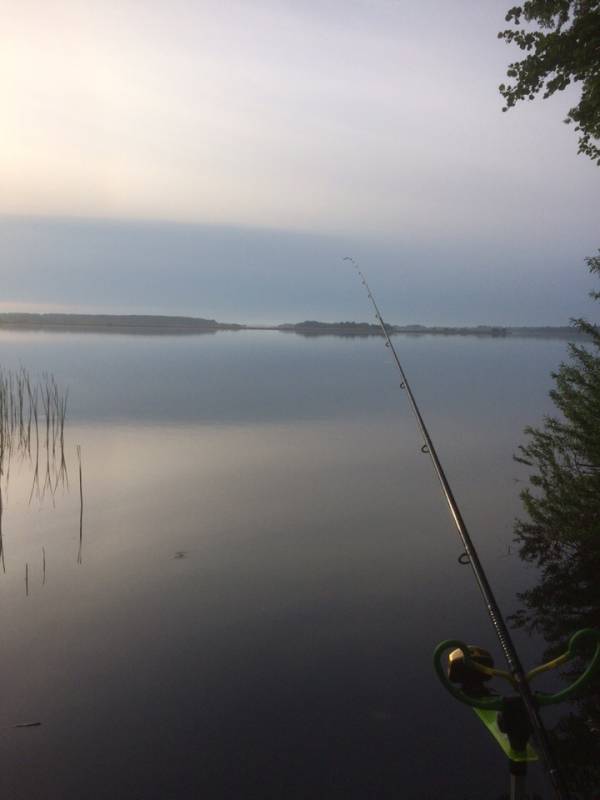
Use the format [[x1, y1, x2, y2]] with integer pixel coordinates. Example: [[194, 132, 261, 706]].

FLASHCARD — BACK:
[[0, 328, 572, 798]]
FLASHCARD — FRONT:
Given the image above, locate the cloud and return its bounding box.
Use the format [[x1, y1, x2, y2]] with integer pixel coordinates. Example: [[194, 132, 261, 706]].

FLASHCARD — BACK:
[[1, 0, 597, 240], [1, 215, 598, 326], [1, 2, 598, 325]]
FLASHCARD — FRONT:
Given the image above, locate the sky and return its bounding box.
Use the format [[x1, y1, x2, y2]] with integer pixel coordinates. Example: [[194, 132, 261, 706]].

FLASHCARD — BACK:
[[1, 0, 599, 325]]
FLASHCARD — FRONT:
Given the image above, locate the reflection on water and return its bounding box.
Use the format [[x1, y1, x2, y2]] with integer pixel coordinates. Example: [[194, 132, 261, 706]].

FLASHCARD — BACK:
[[0, 330, 573, 799], [509, 326, 600, 797]]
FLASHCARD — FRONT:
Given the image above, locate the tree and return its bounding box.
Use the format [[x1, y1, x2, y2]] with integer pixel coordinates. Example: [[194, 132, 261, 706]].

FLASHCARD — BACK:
[[498, 1, 600, 163], [511, 254, 600, 796]]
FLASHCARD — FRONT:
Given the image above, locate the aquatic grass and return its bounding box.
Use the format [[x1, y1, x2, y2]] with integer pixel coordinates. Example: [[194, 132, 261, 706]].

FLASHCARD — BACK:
[[0, 367, 69, 502], [0, 367, 70, 577], [76, 444, 83, 565], [0, 485, 4, 574], [0, 368, 68, 472]]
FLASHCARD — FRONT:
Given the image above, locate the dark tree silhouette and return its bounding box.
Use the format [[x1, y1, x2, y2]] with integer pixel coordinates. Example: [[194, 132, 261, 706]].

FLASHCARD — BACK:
[[512, 254, 600, 796], [499, 1, 600, 163]]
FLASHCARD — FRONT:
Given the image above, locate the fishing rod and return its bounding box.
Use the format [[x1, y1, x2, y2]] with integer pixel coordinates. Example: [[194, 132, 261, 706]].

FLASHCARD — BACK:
[[345, 257, 572, 799]]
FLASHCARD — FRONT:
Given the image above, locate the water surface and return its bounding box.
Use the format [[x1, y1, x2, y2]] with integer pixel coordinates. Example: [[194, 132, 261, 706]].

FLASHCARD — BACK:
[[0, 330, 571, 798]]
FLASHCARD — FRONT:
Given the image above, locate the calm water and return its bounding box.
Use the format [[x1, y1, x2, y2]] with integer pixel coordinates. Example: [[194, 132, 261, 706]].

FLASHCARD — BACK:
[[0, 329, 573, 799]]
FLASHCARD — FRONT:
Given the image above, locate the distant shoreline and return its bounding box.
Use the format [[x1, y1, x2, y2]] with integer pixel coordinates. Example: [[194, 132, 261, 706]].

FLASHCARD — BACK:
[[0, 313, 591, 340]]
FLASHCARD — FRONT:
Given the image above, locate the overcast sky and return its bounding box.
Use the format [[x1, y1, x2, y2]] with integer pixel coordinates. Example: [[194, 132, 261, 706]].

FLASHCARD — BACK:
[[1, 0, 598, 324]]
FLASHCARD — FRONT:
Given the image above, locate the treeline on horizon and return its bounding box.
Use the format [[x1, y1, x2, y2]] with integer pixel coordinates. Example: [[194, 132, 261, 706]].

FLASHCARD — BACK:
[[0, 313, 243, 331], [281, 320, 510, 336], [0, 312, 589, 338]]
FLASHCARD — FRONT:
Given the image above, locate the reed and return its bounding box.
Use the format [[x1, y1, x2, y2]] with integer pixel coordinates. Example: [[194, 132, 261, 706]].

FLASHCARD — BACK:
[[0, 485, 4, 574], [76, 444, 83, 565], [0, 368, 69, 579], [0, 367, 69, 502]]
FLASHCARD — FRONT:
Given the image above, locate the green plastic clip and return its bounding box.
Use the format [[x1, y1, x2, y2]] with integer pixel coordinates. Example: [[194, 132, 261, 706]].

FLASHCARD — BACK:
[[433, 629, 600, 760]]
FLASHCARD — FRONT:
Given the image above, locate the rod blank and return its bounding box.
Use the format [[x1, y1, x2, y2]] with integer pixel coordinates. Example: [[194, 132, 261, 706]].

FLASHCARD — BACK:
[[348, 258, 570, 799]]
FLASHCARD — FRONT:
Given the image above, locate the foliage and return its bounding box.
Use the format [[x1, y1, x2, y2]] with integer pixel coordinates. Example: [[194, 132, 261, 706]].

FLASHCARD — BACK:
[[512, 254, 600, 795], [498, 1, 600, 163]]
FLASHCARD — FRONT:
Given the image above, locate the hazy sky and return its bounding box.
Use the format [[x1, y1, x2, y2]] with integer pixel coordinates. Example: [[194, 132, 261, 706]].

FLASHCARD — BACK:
[[1, 0, 599, 324]]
